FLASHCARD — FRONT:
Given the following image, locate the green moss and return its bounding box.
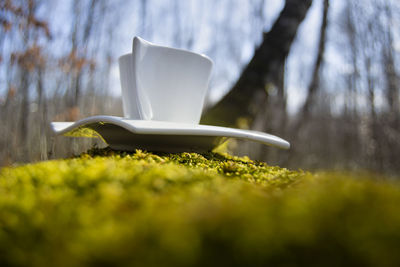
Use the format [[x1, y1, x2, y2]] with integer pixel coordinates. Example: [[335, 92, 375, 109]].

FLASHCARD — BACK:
[[0, 148, 400, 266]]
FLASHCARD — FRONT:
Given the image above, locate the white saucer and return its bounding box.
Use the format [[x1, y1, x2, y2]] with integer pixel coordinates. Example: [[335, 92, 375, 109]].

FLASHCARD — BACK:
[[51, 116, 290, 152]]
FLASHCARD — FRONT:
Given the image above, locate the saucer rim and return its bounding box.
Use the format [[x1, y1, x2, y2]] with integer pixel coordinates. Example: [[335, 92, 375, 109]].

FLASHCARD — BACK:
[[51, 115, 290, 150]]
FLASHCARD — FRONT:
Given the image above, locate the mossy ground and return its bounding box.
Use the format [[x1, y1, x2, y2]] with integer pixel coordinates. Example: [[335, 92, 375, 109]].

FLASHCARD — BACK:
[[1, 147, 400, 266]]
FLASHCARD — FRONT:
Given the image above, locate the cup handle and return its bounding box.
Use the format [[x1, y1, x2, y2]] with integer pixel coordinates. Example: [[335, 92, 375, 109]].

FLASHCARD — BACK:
[[133, 36, 153, 120]]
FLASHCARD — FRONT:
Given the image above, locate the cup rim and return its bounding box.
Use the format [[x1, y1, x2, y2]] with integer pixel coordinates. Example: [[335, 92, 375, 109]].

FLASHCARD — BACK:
[[118, 37, 214, 67], [135, 36, 213, 63]]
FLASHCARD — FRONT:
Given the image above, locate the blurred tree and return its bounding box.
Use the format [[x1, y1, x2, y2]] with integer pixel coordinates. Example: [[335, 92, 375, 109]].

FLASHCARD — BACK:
[[286, 0, 329, 165], [202, 0, 313, 127], [0, 0, 121, 164], [295, 0, 329, 131], [382, 3, 399, 124], [64, 0, 100, 120], [1, 0, 51, 160]]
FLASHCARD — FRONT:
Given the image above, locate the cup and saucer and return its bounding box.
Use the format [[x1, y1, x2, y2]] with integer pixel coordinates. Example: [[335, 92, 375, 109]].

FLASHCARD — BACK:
[[51, 36, 290, 152]]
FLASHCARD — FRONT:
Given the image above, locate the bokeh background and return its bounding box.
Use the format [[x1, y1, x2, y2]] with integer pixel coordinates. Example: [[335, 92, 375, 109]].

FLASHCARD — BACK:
[[1, 0, 399, 174]]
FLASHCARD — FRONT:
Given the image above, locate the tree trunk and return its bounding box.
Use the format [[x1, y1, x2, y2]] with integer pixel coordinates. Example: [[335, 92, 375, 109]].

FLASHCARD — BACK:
[[202, 0, 313, 127], [382, 32, 399, 121], [19, 69, 29, 159], [295, 0, 329, 131], [366, 56, 383, 171], [382, 4, 399, 122]]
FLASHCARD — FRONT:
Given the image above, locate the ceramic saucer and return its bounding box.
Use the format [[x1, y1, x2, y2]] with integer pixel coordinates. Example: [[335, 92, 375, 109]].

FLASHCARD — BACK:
[[51, 115, 290, 152]]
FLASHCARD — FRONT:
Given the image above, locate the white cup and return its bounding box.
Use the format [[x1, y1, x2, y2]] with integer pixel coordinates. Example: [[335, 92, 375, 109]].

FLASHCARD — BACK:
[[118, 36, 213, 124]]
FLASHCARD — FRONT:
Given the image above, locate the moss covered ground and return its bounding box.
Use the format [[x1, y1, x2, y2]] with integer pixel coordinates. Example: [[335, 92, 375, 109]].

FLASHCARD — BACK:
[[1, 147, 400, 266]]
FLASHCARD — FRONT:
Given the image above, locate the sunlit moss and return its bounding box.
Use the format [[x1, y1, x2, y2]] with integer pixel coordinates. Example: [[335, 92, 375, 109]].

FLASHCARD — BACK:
[[0, 148, 399, 266]]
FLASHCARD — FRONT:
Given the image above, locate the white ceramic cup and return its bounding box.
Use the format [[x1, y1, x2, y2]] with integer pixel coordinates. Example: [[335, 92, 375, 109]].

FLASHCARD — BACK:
[[118, 36, 213, 124]]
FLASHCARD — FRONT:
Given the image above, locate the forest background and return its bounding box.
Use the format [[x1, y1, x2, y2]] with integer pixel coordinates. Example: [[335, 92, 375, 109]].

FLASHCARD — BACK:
[[1, 0, 399, 175]]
